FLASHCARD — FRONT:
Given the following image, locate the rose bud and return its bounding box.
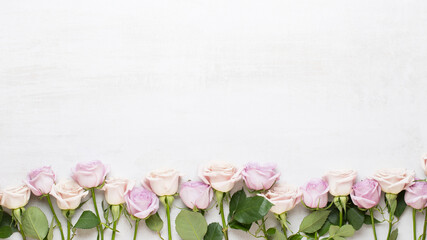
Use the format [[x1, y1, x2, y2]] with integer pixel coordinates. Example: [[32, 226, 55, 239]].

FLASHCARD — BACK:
[[24, 166, 56, 196], [72, 160, 110, 189], [323, 169, 357, 196], [102, 178, 135, 205], [125, 187, 159, 219], [179, 181, 213, 210], [142, 169, 180, 196], [50, 179, 88, 210], [260, 183, 302, 214], [372, 168, 415, 194], [350, 179, 381, 209], [0, 185, 31, 209], [301, 178, 329, 209], [422, 154, 427, 176], [199, 162, 241, 193], [242, 162, 280, 191], [405, 180, 427, 210]]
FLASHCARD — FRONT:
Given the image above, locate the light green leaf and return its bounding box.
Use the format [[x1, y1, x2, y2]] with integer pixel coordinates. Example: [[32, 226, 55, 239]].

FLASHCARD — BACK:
[[287, 233, 303, 240], [146, 213, 163, 233], [203, 223, 223, 240], [22, 207, 49, 240], [390, 229, 398, 240], [74, 211, 100, 229], [175, 210, 208, 240], [329, 225, 339, 236], [233, 196, 273, 224], [299, 210, 331, 234], [336, 225, 355, 237], [45, 218, 55, 240]]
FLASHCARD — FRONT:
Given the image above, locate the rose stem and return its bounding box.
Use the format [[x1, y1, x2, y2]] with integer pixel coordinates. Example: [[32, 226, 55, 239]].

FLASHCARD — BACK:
[[279, 215, 288, 240], [133, 219, 140, 240], [413, 209, 417, 240], [422, 209, 427, 240], [46, 195, 65, 240], [18, 222, 26, 240], [369, 208, 378, 240], [67, 219, 71, 240], [166, 198, 172, 240], [91, 188, 104, 240], [111, 207, 122, 240], [386, 210, 394, 240], [339, 209, 343, 227], [261, 216, 268, 239], [219, 195, 229, 240]]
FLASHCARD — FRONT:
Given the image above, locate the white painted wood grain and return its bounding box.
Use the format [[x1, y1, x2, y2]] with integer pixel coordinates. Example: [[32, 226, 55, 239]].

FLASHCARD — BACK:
[[1, 0, 427, 239]]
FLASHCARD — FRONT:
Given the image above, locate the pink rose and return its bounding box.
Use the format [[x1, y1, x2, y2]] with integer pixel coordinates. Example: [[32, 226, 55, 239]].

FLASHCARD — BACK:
[[0, 185, 31, 209], [242, 163, 280, 191], [102, 178, 135, 205], [142, 169, 180, 196], [260, 183, 302, 214], [24, 166, 56, 196], [350, 179, 381, 209], [125, 187, 159, 219], [301, 178, 329, 209], [404, 180, 427, 209], [422, 154, 427, 176], [372, 168, 415, 194], [179, 181, 213, 210], [50, 179, 89, 210], [72, 160, 110, 188], [323, 170, 357, 196], [199, 162, 241, 192]]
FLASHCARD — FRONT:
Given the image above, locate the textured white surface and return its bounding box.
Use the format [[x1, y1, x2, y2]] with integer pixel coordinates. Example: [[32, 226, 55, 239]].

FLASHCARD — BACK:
[[1, 0, 427, 239]]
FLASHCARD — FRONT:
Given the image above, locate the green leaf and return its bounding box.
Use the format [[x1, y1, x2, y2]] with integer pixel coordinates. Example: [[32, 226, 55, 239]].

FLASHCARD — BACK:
[[318, 220, 331, 236], [390, 229, 398, 240], [0, 211, 18, 232], [299, 210, 331, 234], [363, 215, 380, 225], [74, 211, 100, 229], [22, 206, 49, 240], [332, 237, 345, 240], [146, 213, 163, 233], [336, 225, 355, 237], [45, 218, 55, 240], [288, 233, 303, 240], [233, 196, 273, 224], [394, 191, 407, 218], [229, 189, 247, 215], [328, 207, 340, 226], [203, 223, 223, 240], [0, 226, 12, 239], [228, 219, 252, 231], [329, 225, 339, 236], [346, 207, 365, 230], [175, 210, 208, 240]]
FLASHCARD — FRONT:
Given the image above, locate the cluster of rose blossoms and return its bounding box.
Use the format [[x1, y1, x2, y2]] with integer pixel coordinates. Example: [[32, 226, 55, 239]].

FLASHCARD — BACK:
[[1, 158, 427, 240]]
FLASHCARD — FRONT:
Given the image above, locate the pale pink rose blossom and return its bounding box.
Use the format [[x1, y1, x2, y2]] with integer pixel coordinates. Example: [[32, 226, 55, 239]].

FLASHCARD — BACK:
[[72, 160, 110, 188], [301, 178, 329, 208], [242, 163, 280, 191], [260, 183, 302, 214], [199, 162, 241, 192], [373, 168, 415, 194], [323, 170, 357, 196], [102, 178, 135, 205], [0, 185, 31, 209], [125, 187, 159, 219], [25, 166, 56, 196], [179, 181, 213, 210], [404, 180, 427, 209], [350, 179, 381, 209], [142, 169, 180, 196], [50, 179, 88, 210]]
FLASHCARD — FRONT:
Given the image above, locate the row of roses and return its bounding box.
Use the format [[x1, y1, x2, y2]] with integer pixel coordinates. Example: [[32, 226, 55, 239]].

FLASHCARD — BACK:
[[0, 159, 427, 240]]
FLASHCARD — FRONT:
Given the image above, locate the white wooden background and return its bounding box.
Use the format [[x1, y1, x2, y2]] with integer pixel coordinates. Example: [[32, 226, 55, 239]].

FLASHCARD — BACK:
[[1, 0, 427, 239]]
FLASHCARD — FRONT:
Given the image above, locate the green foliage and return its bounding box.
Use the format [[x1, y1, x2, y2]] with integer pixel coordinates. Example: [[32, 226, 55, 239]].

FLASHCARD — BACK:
[[328, 225, 355, 239], [299, 210, 330, 234], [74, 211, 100, 229], [22, 207, 49, 240], [146, 213, 163, 233], [394, 191, 407, 218], [346, 207, 365, 230], [203, 223, 223, 240], [175, 210, 208, 240]]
